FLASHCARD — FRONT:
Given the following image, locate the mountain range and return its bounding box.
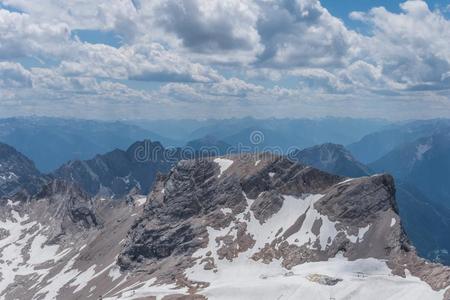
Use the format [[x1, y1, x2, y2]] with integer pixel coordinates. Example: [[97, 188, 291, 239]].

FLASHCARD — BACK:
[[2, 117, 450, 299], [0, 117, 176, 172], [1, 153, 450, 299], [0, 117, 388, 174]]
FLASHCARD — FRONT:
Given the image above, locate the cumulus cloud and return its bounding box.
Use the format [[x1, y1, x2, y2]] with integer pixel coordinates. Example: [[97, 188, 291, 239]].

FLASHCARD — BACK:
[[155, 0, 261, 53], [1, 0, 137, 31], [350, 0, 450, 91], [0, 0, 449, 119], [0, 9, 70, 59], [254, 0, 358, 69], [57, 42, 221, 83], [0, 62, 32, 87]]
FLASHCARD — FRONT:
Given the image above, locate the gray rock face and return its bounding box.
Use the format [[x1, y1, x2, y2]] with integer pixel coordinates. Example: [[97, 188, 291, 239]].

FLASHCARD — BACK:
[[117, 155, 367, 272], [0, 142, 47, 198], [290, 143, 371, 178], [315, 175, 397, 226], [34, 179, 100, 230], [53, 140, 177, 198], [118, 158, 247, 271], [117, 154, 450, 297], [250, 190, 284, 224], [118, 154, 344, 272]]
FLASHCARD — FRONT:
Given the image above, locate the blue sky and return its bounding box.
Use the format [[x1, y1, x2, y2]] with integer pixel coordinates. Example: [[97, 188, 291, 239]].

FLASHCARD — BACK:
[[0, 0, 449, 120], [322, 0, 450, 32], [322, 0, 448, 18]]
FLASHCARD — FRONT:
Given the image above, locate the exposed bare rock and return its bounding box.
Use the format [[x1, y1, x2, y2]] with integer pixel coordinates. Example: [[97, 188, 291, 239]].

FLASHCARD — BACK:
[[250, 190, 284, 224], [34, 179, 100, 230], [306, 273, 343, 286], [315, 175, 397, 226]]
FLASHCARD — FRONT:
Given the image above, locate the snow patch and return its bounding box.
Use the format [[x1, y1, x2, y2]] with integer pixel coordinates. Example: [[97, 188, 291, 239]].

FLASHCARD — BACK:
[[135, 197, 147, 206], [339, 178, 355, 185], [6, 199, 20, 206], [221, 208, 232, 215], [391, 218, 397, 227], [416, 143, 432, 161], [104, 277, 187, 300], [214, 158, 234, 177], [28, 234, 65, 265], [108, 266, 122, 281]]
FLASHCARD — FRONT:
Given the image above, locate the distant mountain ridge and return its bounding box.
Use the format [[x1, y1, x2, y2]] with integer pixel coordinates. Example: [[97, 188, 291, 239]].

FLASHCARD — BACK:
[[370, 132, 450, 208], [0, 117, 176, 172], [0, 142, 47, 198], [188, 117, 389, 153], [129, 117, 389, 150], [290, 143, 371, 178], [53, 140, 177, 197], [185, 135, 231, 156], [348, 119, 450, 163]]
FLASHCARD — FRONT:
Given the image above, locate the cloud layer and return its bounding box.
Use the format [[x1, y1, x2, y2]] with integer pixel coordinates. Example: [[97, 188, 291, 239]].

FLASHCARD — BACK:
[[0, 0, 449, 119]]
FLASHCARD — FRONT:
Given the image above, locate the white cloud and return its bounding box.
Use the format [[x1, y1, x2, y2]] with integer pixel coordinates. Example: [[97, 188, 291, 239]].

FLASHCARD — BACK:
[[0, 9, 70, 59], [350, 0, 450, 91], [154, 0, 261, 53], [255, 0, 358, 69], [1, 0, 137, 31], [0, 0, 449, 119], [57, 42, 222, 83], [0, 62, 32, 87]]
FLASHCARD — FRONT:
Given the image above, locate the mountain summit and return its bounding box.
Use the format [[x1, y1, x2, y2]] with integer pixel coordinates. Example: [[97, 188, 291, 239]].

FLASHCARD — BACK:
[[53, 140, 176, 198], [0, 142, 46, 198], [1, 154, 449, 299]]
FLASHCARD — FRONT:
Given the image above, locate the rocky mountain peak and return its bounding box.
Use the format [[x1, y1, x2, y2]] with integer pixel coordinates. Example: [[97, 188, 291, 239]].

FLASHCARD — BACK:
[[117, 154, 434, 289], [31, 179, 100, 231], [53, 140, 176, 198], [0, 142, 46, 198], [125, 139, 166, 161]]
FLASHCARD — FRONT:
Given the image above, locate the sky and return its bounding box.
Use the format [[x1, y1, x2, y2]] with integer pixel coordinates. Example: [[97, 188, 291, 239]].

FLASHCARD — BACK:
[[0, 0, 449, 120]]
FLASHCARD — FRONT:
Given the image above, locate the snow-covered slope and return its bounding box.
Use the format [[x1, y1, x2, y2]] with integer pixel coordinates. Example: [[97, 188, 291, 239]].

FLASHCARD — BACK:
[[1, 154, 450, 299]]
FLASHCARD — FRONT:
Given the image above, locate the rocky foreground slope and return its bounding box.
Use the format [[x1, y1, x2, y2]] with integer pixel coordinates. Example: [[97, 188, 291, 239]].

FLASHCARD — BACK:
[[1, 154, 450, 299]]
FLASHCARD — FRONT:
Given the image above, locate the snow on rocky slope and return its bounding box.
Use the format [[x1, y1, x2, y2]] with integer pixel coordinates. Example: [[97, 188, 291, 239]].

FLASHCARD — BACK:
[[1, 154, 450, 299]]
